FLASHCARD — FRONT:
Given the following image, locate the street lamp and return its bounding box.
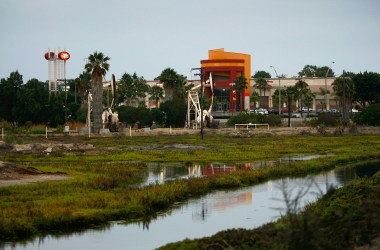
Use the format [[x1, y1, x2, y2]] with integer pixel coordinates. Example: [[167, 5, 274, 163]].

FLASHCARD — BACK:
[[324, 61, 335, 111], [58, 50, 70, 134], [270, 66, 281, 115]]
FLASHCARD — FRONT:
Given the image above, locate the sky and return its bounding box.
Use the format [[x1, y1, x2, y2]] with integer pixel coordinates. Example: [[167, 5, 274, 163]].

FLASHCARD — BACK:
[[1, 0, 379, 83]]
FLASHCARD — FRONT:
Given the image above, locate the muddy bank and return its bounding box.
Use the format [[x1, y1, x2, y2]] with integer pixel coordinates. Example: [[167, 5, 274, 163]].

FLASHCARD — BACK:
[[0, 161, 69, 187]]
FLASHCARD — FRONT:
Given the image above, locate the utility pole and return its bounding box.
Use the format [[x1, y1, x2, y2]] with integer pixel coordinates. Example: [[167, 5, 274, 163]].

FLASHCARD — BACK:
[[325, 61, 335, 111]]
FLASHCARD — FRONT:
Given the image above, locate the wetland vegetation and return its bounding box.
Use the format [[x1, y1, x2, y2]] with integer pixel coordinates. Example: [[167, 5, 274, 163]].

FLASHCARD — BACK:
[[1, 133, 380, 248]]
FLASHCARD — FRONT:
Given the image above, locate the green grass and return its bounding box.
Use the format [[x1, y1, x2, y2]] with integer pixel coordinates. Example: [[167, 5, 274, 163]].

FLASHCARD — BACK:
[[1, 134, 380, 241]]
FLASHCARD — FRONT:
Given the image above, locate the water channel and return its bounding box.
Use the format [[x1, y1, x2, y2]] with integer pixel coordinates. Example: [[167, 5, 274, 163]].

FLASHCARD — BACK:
[[3, 159, 380, 250]]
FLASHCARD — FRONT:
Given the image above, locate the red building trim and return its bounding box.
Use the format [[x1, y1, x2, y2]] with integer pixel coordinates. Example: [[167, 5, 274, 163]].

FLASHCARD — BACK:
[[201, 59, 245, 64]]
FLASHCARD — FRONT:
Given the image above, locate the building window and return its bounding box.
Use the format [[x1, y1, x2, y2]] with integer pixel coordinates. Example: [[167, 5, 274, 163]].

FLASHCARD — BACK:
[[214, 88, 230, 112]]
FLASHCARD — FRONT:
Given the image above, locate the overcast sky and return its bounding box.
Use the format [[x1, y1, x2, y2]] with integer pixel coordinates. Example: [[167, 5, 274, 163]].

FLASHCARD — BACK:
[[1, 0, 379, 82]]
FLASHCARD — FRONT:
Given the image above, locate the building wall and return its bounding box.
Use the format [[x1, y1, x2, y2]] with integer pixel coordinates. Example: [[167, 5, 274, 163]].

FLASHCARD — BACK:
[[250, 77, 337, 111], [201, 48, 251, 112]]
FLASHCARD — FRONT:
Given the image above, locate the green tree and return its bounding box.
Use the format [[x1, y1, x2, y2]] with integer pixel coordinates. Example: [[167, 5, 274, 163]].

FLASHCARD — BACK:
[[75, 71, 91, 109], [272, 89, 287, 109], [341, 70, 356, 78], [0, 71, 23, 122], [303, 90, 316, 114], [118, 73, 149, 107], [13, 78, 49, 125], [254, 77, 270, 108], [84, 51, 110, 133], [46, 93, 65, 126], [316, 66, 335, 77], [250, 92, 260, 110], [298, 65, 335, 77], [318, 87, 330, 111], [148, 85, 164, 108], [234, 75, 248, 111], [285, 86, 298, 112], [353, 103, 380, 126], [295, 80, 309, 115], [332, 77, 356, 127], [352, 71, 380, 107], [159, 98, 187, 127], [252, 70, 271, 78], [155, 68, 187, 100]]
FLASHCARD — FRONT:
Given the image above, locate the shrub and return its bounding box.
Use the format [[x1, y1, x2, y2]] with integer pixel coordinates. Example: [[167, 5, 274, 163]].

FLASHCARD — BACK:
[[4, 134, 23, 144], [316, 113, 340, 126], [266, 114, 282, 126], [226, 113, 281, 127], [159, 98, 187, 128], [353, 103, 380, 126], [151, 108, 165, 126], [75, 108, 88, 123], [116, 106, 139, 127], [136, 107, 153, 128]]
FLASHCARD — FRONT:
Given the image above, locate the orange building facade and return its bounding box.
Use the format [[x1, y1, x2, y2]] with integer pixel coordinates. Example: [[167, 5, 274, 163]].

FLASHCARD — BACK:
[[201, 48, 251, 112]]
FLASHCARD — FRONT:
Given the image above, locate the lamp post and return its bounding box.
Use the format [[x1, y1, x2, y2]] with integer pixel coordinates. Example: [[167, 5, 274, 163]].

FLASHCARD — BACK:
[[270, 66, 281, 115], [58, 50, 70, 132], [324, 61, 335, 111]]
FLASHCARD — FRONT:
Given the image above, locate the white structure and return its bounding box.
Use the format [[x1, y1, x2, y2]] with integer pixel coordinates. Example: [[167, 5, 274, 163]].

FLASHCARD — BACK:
[[186, 74, 214, 128], [44, 48, 66, 93]]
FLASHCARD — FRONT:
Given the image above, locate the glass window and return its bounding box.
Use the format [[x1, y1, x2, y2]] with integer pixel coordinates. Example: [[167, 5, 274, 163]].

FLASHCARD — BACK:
[[214, 88, 230, 111]]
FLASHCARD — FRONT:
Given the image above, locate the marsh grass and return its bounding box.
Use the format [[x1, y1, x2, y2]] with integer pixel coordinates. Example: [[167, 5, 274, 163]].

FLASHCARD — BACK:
[[1, 134, 380, 241]]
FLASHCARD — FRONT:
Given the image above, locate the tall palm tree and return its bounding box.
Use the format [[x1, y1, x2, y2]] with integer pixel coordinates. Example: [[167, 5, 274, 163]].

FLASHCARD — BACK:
[[155, 68, 186, 101], [285, 86, 298, 126], [272, 89, 287, 110], [318, 87, 330, 111], [254, 77, 269, 108], [84, 51, 110, 133], [148, 85, 164, 108], [250, 92, 260, 110], [303, 89, 316, 115], [295, 80, 309, 116], [234, 75, 248, 111], [332, 77, 356, 127], [75, 71, 91, 109]]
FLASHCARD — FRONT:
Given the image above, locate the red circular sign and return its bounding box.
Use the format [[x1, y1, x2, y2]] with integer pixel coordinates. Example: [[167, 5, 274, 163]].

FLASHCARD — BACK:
[[44, 52, 55, 61], [58, 51, 70, 61]]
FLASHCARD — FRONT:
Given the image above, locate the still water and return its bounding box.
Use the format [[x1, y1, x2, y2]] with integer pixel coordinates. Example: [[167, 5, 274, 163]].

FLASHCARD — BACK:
[[3, 161, 379, 250], [142, 154, 333, 186]]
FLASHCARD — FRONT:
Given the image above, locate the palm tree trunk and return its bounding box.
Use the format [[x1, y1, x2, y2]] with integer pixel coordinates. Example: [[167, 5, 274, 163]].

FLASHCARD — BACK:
[[259, 89, 262, 108], [92, 74, 103, 133]]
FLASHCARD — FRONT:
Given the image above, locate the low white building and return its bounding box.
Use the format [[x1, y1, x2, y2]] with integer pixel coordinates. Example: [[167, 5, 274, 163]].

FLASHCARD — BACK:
[[250, 77, 337, 111]]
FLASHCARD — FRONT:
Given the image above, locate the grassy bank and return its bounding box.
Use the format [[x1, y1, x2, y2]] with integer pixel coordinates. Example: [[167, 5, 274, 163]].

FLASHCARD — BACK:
[[1, 134, 380, 241]]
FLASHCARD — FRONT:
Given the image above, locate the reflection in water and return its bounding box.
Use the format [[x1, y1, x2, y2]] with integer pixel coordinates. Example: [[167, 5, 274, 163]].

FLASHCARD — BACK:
[[142, 154, 333, 186]]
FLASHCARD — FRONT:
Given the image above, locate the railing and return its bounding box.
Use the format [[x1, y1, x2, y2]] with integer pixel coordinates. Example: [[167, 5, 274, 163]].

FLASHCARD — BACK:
[[234, 123, 270, 130]]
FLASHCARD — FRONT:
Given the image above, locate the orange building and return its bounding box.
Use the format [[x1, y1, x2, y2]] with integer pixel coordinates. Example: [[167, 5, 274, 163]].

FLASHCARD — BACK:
[[201, 48, 251, 112]]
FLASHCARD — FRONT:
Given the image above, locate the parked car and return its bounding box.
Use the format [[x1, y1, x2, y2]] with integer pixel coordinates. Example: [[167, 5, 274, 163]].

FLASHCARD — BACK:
[[299, 107, 313, 112], [254, 108, 268, 115], [268, 109, 279, 115], [351, 108, 359, 113]]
